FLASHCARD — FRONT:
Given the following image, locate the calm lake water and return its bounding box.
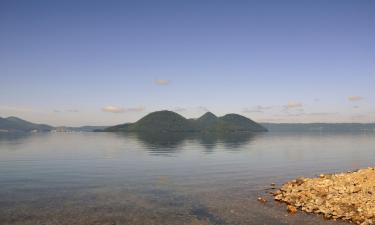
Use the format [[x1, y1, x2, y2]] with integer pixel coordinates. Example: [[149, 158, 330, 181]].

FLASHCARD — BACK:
[[1, 132, 374, 225]]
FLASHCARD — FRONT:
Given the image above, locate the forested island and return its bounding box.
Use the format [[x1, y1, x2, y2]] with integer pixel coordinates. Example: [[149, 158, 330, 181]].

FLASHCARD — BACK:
[[103, 110, 267, 133]]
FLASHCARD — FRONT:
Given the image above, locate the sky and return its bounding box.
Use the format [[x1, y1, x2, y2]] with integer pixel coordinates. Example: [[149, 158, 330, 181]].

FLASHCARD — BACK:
[[0, 0, 374, 126]]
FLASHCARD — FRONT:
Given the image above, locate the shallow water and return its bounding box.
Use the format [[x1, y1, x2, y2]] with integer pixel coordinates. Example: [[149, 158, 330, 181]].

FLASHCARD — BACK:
[[1, 131, 374, 225]]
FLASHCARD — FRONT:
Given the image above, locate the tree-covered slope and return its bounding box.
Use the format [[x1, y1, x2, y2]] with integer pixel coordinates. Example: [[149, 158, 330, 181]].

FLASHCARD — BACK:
[[210, 114, 268, 132], [104, 111, 267, 133]]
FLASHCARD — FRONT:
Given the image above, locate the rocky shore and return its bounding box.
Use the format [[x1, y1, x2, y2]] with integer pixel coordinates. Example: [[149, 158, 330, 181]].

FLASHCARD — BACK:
[[273, 168, 375, 225]]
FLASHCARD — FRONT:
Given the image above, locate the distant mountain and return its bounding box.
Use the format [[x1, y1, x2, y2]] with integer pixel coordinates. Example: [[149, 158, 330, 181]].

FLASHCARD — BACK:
[[0, 116, 108, 133], [262, 123, 375, 132], [0, 116, 53, 132], [104, 110, 267, 133]]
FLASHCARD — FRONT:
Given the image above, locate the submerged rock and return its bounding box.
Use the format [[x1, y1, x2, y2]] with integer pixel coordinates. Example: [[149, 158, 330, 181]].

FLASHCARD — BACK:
[[257, 197, 267, 203]]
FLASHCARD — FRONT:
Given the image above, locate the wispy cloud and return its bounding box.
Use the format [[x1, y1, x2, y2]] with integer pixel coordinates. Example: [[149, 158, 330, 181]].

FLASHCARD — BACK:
[[285, 101, 303, 109], [155, 79, 170, 86], [348, 96, 364, 102], [101, 106, 145, 113], [102, 106, 125, 113]]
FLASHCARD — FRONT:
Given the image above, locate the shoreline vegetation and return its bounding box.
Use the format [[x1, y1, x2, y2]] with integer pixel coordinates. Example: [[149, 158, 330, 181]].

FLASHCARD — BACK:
[[273, 167, 375, 225]]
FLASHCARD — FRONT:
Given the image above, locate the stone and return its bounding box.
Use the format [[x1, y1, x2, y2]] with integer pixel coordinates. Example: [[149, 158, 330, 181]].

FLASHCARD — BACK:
[[257, 197, 267, 203], [287, 205, 297, 214]]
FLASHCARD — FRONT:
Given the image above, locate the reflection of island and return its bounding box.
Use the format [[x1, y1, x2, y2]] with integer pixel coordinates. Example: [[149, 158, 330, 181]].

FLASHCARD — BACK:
[[135, 131, 191, 151], [132, 131, 259, 153]]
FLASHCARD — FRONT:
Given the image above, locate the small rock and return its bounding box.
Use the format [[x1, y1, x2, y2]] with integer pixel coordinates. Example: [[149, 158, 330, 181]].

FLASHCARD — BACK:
[[287, 205, 297, 214], [257, 197, 267, 203]]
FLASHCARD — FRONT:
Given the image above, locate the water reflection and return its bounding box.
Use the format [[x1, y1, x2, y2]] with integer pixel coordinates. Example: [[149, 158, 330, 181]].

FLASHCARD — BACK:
[[131, 131, 258, 153], [136, 131, 190, 151], [0, 133, 50, 151], [0, 132, 33, 142]]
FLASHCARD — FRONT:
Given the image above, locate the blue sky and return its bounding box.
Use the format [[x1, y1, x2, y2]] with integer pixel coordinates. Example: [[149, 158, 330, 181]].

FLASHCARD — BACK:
[[0, 0, 374, 126]]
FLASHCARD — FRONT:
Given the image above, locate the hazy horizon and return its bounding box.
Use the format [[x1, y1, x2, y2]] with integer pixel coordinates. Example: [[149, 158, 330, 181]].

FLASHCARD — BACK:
[[1, 1, 374, 126]]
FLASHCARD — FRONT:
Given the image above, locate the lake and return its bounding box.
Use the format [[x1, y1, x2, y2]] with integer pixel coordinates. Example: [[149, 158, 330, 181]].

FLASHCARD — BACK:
[[1, 131, 374, 225]]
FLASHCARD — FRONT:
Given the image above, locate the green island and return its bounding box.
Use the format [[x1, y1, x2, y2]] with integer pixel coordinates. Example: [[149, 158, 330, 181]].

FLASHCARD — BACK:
[[103, 110, 268, 133]]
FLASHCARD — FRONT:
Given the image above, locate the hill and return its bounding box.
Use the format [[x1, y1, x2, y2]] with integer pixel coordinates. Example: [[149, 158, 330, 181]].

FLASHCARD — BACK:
[[104, 110, 267, 133], [106, 111, 197, 132], [0, 116, 53, 132], [211, 114, 268, 132]]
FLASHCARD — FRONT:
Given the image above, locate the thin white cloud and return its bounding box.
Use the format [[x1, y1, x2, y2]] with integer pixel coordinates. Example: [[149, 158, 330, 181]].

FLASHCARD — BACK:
[[155, 79, 170, 85], [286, 101, 303, 109], [101, 106, 145, 113], [102, 106, 125, 113], [348, 96, 364, 102]]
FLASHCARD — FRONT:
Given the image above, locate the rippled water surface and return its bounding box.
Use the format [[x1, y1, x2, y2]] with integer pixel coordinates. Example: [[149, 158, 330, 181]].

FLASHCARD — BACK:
[[1, 132, 374, 225]]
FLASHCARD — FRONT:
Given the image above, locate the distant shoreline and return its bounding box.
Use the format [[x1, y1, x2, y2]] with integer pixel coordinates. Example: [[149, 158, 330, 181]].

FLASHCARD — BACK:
[[1, 114, 375, 133]]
